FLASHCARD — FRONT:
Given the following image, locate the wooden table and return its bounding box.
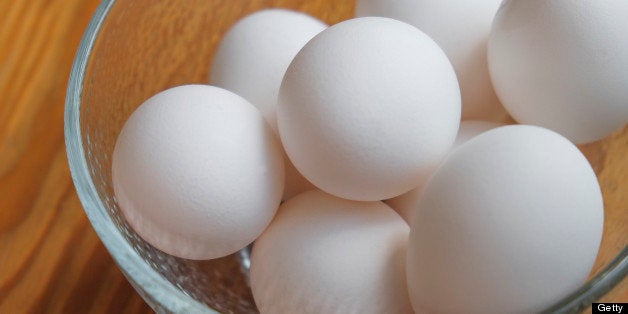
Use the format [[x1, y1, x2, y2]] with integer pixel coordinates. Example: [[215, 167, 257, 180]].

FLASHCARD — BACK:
[[0, 1, 150, 312], [0, 0, 625, 313]]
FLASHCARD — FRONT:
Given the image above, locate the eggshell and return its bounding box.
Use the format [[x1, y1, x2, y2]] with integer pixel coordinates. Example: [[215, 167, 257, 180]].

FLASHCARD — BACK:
[[112, 85, 284, 260], [277, 17, 461, 201], [452, 120, 505, 147], [250, 190, 412, 314], [386, 120, 503, 223], [211, 9, 325, 200], [357, 0, 506, 121], [489, 0, 628, 144], [211, 8, 327, 132], [406, 125, 603, 313]]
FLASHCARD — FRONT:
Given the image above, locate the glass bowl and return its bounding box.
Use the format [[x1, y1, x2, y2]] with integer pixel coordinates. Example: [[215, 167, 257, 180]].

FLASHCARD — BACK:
[[65, 0, 627, 313]]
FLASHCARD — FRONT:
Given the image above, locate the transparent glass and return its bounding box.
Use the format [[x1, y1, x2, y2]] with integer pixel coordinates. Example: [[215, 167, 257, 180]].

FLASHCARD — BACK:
[[64, 0, 627, 313]]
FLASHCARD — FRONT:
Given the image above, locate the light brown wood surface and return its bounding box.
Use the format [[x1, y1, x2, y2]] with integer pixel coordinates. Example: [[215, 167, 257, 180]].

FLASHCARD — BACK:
[[0, 0, 625, 313], [0, 0, 151, 313]]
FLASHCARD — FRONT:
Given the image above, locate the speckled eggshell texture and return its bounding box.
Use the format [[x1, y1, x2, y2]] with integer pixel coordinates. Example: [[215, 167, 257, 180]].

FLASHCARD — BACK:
[[489, 0, 628, 144], [407, 125, 604, 313], [112, 85, 284, 260], [250, 190, 412, 314], [386, 120, 503, 223], [210, 9, 325, 200], [357, 0, 506, 121], [277, 17, 461, 201]]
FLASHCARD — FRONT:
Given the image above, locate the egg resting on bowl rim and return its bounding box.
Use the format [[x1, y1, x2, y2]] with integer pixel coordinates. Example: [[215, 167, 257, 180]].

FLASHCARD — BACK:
[[112, 85, 285, 260]]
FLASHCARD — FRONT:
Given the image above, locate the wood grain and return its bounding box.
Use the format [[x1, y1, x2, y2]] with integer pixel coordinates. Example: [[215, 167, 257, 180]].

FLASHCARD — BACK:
[[0, 1, 151, 313], [0, 0, 625, 313]]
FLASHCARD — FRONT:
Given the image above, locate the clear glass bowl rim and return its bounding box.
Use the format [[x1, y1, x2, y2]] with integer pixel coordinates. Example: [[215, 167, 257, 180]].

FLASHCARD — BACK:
[[63, 0, 628, 313], [64, 0, 215, 312]]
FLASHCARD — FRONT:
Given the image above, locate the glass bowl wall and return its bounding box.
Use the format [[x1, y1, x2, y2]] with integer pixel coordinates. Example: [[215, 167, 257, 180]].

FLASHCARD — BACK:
[[65, 0, 627, 312]]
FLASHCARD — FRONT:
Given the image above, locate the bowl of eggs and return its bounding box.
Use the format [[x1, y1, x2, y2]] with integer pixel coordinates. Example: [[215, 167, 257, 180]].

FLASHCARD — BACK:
[[65, 0, 627, 313]]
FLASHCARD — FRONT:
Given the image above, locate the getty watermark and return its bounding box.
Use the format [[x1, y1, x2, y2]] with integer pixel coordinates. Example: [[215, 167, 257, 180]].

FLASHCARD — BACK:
[[593, 303, 627, 313]]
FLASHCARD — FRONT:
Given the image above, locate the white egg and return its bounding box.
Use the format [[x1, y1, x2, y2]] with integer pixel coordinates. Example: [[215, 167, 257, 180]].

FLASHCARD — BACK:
[[357, 0, 506, 121], [250, 190, 412, 314], [386, 120, 503, 223], [211, 8, 327, 132], [489, 0, 628, 144], [452, 120, 505, 147], [278, 17, 461, 201], [112, 85, 284, 260], [407, 125, 603, 313], [211, 9, 326, 200]]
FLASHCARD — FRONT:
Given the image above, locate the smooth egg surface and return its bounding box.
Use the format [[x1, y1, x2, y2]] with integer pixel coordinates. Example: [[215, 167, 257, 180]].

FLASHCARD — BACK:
[[251, 190, 412, 314], [278, 17, 461, 201], [386, 120, 504, 223], [357, 0, 506, 121], [211, 9, 325, 200], [112, 85, 284, 260], [407, 125, 603, 313], [489, 0, 628, 143], [211, 9, 327, 131]]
